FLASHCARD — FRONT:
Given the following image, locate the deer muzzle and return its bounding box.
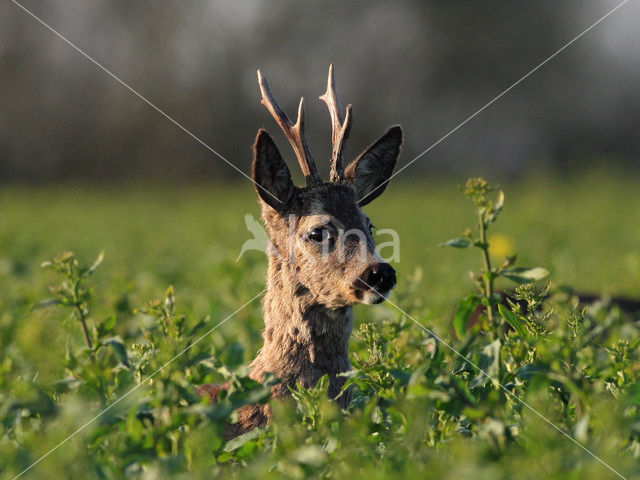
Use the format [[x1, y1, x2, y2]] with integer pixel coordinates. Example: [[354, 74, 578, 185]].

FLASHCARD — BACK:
[[354, 262, 397, 304]]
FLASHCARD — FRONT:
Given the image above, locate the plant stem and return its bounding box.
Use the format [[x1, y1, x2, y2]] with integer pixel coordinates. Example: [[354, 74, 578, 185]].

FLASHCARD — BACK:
[[478, 211, 495, 324], [76, 304, 93, 349], [72, 279, 93, 350]]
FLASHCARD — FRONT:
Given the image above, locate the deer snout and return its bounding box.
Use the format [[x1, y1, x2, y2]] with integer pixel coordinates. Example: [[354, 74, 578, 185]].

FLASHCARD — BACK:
[[355, 263, 397, 304]]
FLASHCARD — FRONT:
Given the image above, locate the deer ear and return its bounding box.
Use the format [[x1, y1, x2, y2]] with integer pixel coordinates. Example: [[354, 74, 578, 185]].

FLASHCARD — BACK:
[[345, 126, 403, 206], [253, 129, 296, 211]]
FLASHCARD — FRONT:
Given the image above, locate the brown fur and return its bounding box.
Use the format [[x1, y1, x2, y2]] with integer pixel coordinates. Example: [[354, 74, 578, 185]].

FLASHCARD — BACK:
[[200, 69, 403, 439]]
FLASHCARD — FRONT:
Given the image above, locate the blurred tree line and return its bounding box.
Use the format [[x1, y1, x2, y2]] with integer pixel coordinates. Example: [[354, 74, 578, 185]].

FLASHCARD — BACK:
[[0, 0, 638, 183]]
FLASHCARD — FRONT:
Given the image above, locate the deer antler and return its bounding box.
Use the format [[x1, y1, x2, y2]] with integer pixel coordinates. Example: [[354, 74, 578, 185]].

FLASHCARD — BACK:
[[257, 70, 321, 186], [319, 64, 352, 182]]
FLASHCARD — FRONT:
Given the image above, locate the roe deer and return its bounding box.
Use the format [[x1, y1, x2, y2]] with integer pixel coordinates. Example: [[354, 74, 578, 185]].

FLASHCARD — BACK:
[[199, 65, 403, 438]]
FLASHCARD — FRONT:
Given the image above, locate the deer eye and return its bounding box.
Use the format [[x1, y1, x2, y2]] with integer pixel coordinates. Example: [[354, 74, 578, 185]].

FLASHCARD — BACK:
[[307, 226, 330, 242]]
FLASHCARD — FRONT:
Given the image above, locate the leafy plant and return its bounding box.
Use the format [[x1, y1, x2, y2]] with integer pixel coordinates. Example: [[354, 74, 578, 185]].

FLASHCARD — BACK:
[[38, 251, 104, 349], [2, 180, 640, 479], [440, 178, 549, 338]]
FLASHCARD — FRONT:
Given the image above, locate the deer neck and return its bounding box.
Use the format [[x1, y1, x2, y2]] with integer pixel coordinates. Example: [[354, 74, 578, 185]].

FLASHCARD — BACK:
[[249, 252, 354, 404]]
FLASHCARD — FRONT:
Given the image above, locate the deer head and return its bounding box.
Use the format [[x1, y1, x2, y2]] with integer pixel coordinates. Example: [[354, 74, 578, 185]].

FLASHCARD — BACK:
[[253, 65, 402, 308]]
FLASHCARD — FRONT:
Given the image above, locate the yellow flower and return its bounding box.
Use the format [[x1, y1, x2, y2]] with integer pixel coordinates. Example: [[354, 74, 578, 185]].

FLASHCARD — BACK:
[[489, 233, 516, 259]]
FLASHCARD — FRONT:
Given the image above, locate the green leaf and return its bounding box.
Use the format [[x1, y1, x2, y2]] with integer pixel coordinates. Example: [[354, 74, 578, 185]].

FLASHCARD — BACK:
[[495, 190, 504, 210], [498, 304, 528, 338], [573, 415, 590, 443], [485, 190, 504, 224], [52, 377, 82, 393], [87, 251, 105, 276], [223, 427, 265, 452], [97, 315, 116, 336], [439, 238, 472, 248], [106, 336, 129, 367], [293, 444, 327, 466], [32, 298, 62, 310], [471, 339, 501, 389], [406, 383, 431, 400], [454, 295, 481, 339], [450, 375, 477, 405], [515, 363, 549, 380], [501, 267, 549, 284]]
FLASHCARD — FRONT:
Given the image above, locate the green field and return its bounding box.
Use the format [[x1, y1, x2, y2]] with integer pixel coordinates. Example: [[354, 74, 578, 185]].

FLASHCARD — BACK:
[[1, 172, 639, 479]]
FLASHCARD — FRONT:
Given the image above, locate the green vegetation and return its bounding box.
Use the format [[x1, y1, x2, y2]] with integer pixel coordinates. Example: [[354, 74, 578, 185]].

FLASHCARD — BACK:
[[1, 172, 639, 479]]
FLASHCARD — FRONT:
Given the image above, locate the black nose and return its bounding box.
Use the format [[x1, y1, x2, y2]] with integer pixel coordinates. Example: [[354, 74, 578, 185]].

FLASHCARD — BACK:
[[359, 263, 397, 292]]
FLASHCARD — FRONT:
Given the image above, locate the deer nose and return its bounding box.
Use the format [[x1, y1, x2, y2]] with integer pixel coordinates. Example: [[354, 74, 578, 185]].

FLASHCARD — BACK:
[[359, 263, 396, 292]]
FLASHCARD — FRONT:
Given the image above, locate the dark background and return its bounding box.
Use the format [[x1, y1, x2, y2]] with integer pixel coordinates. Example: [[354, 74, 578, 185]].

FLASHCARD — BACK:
[[1, 0, 638, 183]]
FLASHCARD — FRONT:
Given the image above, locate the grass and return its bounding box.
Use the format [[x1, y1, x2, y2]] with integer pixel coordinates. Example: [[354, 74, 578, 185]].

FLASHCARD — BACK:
[[1, 171, 639, 479]]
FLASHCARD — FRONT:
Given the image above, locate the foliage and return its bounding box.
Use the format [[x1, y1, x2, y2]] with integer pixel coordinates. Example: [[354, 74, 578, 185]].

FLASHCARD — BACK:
[[1, 177, 639, 479], [440, 178, 548, 338]]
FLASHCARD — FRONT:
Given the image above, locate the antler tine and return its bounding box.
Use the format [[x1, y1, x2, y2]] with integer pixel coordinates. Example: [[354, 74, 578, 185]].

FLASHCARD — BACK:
[[257, 69, 321, 186], [319, 64, 352, 182]]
